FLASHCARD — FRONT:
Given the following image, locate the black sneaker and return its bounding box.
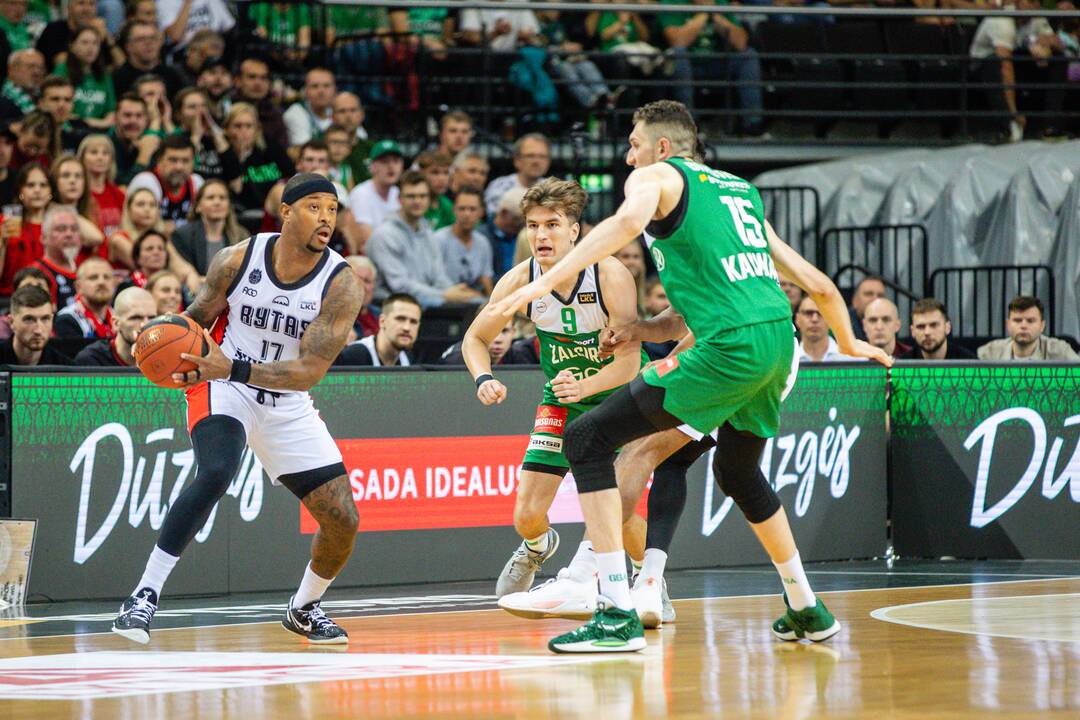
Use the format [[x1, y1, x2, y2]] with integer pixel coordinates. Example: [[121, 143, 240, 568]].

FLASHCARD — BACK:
[[282, 595, 349, 644], [112, 587, 158, 644]]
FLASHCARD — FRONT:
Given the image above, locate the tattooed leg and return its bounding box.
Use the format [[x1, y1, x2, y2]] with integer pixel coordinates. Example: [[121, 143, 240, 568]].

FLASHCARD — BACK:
[[301, 476, 359, 578]]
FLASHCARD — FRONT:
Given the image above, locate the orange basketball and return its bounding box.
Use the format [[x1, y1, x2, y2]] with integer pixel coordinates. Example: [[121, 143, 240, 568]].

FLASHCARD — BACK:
[[134, 314, 208, 389]]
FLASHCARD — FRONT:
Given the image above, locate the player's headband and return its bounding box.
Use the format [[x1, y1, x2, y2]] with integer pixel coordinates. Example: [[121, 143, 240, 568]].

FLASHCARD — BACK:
[[282, 176, 337, 205]]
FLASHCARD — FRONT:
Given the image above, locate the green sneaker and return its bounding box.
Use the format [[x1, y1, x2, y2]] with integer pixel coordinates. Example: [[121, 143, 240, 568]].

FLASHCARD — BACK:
[[548, 599, 646, 654], [772, 593, 842, 642]]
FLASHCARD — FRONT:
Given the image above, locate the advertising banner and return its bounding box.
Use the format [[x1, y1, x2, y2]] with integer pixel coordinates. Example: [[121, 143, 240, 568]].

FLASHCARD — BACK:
[[9, 365, 888, 602], [891, 364, 1080, 559]]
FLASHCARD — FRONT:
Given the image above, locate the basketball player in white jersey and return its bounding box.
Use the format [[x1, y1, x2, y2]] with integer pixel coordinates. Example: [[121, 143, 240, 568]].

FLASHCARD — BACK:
[[463, 178, 648, 616], [112, 173, 364, 645]]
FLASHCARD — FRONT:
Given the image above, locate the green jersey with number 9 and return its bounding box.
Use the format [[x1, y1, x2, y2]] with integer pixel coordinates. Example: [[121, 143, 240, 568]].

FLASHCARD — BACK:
[[527, 260, 617, 405], [642, 158, 791, 339]]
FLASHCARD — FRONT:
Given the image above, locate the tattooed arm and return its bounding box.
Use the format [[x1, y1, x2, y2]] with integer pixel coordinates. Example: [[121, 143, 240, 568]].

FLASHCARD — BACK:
[[246, 268, 364, 391], [184, 241, 247, 328], [176, 261, 363, 391]]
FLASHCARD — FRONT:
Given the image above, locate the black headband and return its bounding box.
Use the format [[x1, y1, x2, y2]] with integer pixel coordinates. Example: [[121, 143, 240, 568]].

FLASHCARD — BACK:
[[282, 176, 337, 205]]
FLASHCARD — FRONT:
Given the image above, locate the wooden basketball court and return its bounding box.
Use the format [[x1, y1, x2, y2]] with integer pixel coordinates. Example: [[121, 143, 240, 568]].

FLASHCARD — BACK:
[[2, 560, 1078, 718]]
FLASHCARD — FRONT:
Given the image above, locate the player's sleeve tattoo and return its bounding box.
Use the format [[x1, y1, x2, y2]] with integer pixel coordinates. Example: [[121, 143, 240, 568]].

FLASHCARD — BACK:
[[185, 243, 244, 328]]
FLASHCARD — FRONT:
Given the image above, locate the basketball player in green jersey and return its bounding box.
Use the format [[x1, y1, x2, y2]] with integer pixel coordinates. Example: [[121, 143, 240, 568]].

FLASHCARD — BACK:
[[463, 177, 647, 618], [492, 100, 892, 654]]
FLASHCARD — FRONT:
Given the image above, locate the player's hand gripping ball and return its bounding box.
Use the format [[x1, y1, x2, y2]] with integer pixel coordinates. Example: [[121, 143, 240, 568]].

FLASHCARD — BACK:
[[134, 314, 208, 388]]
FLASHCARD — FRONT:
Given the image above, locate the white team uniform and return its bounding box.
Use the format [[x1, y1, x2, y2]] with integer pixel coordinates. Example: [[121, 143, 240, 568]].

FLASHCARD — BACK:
[[186, 233, 348, 486]]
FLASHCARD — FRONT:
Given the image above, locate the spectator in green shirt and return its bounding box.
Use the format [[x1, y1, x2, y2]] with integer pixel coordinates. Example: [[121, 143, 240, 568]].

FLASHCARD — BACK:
[[249, 2, 312, 62], [3, 49, 45, 116], [659, 0, 766, 136], [331, 91, 375, 185], [416, 150, 456, 230], [326, 6, 390, 108], [0, 0, 32, 52], [52, 26, 116, 130]]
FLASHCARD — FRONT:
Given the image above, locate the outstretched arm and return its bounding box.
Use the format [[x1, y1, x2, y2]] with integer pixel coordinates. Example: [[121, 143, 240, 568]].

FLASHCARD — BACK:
[[766, 221, 892, 367]]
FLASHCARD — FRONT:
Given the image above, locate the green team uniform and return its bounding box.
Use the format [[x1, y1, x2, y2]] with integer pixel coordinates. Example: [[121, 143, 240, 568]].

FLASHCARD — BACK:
[[641, 157, 797, 438], [523, 260, 623, 471]]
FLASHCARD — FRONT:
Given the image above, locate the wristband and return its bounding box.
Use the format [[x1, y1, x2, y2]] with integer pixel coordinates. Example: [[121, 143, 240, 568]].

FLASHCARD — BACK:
[[229, 360, 252, 384], [475, 373, 494, 388]]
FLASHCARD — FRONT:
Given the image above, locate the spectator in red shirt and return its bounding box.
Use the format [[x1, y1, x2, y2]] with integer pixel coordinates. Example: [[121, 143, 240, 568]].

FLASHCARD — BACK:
[[29, 204, 82, 308], [0, 164, 52, 296], [109, 187, 164, 268], [77, 134, 125, 242], [116, 228, 169, 291]]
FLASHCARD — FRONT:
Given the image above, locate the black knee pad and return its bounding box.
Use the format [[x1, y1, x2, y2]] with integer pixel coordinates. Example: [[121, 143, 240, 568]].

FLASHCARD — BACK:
[[564, 413, 619, 493], [714, 457, 781, 524], [563, 412, 607, 465]]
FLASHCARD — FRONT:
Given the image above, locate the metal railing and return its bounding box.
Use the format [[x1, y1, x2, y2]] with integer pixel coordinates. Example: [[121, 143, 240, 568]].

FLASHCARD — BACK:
[[928, 265, 1056, 337], [823, 225, 929, 325], [760, 186, 821, 266]]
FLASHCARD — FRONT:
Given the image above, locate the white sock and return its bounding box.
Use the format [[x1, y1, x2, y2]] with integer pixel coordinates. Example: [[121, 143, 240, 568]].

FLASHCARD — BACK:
[[524, 530, 550, 554], [773, 551, 816, 611], [596, 551, 633, 610], [566, 540, 597, 584], [641, 548, 668, 582], [135, 545, 179, 598], [293, 562, 335, 608]]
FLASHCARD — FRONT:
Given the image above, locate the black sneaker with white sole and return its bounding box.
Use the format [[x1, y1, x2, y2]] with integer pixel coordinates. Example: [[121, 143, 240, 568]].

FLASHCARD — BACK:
[[112, 587, 158, 644], [282, 596, 349, 644]]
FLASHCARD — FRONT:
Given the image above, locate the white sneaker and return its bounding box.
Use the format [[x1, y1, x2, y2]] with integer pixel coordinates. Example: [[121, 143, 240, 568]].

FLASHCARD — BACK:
[[498, 568, 597, 620], [632, 575, 664, 629], [660, 578, 676, 624]]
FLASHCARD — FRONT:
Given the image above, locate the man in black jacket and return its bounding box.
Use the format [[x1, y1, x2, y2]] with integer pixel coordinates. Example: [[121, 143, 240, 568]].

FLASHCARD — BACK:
[[0, 285, 70, 367], [74, 287, 157, 367]]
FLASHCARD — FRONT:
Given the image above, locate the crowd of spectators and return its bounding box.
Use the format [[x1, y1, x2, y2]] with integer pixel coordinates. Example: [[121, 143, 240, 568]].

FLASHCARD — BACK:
[[0, 1, 1074, 371]]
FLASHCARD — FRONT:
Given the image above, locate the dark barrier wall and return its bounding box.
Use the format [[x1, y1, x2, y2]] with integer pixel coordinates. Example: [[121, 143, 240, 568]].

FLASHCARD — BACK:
[[7, 365, 886, 602], [891, 364, 1080, 560]]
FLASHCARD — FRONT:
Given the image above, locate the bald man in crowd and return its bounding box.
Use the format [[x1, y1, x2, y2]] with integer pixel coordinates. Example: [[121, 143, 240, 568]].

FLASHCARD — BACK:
[[74, 287, 157, 366], [861, 297, 911, 358]]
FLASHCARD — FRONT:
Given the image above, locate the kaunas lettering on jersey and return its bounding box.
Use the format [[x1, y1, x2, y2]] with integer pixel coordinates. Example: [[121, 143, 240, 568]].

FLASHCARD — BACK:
[[642, 157, 791, 339], [214, 233, 347, 384]]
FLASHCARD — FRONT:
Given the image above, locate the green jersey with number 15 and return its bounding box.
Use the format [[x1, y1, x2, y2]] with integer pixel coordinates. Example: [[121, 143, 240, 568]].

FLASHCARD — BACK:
[[642, 157, 791, 339], [527, 260, 616, 404]]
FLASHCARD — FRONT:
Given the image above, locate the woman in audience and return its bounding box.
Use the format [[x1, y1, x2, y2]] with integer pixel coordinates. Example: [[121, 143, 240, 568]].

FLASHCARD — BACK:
[[146, 269, 184, 315], [174, 87, 235, 182], [53, 26, 117, 130], [171, 179, 246, 276], [49, 154, 108, 262], [77, 134, 125, 240], [220, 103, 295, 223], [10, 112, 58, 173], [115, 229, 170, 291], [110, 188, 200, 291], [0, 165, 52, 297]]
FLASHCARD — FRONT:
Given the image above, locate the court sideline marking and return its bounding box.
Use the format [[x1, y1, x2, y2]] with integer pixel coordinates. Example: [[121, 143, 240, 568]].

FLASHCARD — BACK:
[[871, 591, 1080, 642], [1, 574, 1076, 644]]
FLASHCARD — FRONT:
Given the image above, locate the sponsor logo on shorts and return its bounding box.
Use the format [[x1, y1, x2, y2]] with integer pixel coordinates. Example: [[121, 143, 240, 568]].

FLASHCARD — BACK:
[[528, 435, 564, 453], [242, 286, 258, 297], [533, 405, 569, 435], [272, 295, 289, 307], [576, 292, 596, 304], [655, 356, 680, 378]]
